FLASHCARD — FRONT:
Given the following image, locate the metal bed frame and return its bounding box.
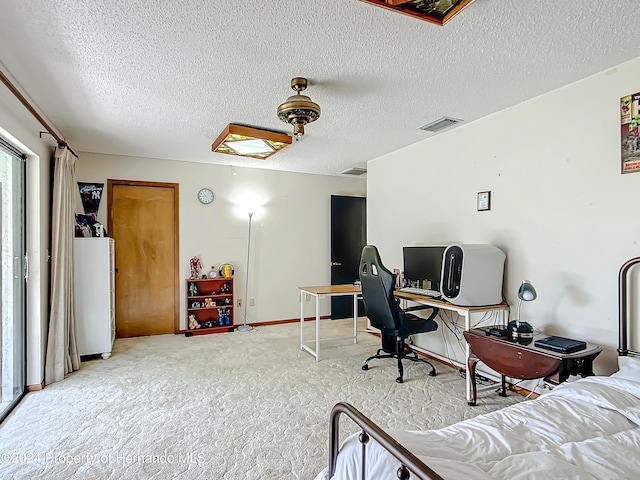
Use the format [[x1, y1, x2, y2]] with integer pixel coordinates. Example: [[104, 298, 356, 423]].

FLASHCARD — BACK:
[[326, 257, 640, 480]]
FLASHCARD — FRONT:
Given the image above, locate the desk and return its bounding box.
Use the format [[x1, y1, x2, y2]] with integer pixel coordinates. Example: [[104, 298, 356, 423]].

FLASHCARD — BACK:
[[394, 291, 509, 403], [299, 285, 361, 361], [464, 328, 602, 406]]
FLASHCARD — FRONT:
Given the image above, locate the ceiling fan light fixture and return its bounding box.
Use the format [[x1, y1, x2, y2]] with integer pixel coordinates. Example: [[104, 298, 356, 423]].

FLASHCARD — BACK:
[[211, 123, 292, 160], [277, 77, 321, 137]]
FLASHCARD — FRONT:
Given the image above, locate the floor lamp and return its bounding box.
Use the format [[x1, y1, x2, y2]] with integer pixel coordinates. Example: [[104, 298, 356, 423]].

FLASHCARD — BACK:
[[237, 211, 254, 332]]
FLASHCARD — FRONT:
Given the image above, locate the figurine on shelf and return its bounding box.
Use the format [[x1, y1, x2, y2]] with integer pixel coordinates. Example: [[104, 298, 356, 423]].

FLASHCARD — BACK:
[[218, 308, 231, 326], [220, 283, 231, 294], [219, 263, 234, 278], [189, 256, 203, 280], [188, 314, 200, 330], [189, 282, 198, 296]]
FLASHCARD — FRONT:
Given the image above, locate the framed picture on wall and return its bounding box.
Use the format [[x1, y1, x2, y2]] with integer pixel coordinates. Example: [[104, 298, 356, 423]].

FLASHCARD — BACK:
[[477, 191, 491, 211], [620, 92, 640, 174]]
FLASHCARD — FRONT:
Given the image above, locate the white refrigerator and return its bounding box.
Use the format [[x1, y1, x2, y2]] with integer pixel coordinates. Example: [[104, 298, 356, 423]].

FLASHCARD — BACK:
[[74, 237, 116, 359]]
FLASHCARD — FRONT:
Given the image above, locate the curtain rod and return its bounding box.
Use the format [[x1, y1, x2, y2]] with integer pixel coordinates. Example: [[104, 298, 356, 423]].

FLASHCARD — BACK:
[[0, 68, 78, 158]]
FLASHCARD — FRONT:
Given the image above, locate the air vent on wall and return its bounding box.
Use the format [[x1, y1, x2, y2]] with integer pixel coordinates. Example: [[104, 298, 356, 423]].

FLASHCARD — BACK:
[[419, 117, 463, 132], [340, 167, 367, 176]]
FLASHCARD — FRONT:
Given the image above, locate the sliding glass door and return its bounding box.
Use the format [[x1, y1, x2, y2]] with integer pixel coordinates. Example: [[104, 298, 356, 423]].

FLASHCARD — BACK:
[[0, 140, 26, 421]]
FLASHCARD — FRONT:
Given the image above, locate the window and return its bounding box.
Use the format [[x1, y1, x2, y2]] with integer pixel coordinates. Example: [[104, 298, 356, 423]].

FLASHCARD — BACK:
[[0, 138, 26, 422]]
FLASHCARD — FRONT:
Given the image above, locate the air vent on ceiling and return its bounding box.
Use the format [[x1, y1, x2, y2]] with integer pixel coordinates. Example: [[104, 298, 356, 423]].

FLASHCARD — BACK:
[[340, 167, 367, 176], [419, 116, 462, 132]]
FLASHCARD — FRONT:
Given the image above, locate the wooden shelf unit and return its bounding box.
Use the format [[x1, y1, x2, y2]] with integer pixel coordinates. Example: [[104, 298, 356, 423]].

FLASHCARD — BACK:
[[185, 278, 235, 335]]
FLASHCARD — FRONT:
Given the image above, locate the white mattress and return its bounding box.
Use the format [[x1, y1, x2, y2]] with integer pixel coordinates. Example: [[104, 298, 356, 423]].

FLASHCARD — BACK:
[[316, 375, 640, 479]]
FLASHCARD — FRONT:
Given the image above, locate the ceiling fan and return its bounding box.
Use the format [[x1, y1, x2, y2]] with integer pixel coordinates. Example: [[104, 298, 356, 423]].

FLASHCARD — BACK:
[[277, 77, 321, 138]]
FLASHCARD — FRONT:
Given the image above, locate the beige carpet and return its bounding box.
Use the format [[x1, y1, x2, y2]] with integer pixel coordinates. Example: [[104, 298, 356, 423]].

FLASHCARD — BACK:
[[0, 319, 522, 479]]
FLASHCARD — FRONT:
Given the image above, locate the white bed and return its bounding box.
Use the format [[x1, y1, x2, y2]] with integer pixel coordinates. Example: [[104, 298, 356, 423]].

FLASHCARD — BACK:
[[316, 358, 640, 479], [316, 258, 640, 480]]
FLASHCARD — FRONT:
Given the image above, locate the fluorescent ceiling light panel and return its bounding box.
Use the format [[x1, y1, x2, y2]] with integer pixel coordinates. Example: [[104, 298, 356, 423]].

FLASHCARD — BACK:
[[226, 139, 275, 155]]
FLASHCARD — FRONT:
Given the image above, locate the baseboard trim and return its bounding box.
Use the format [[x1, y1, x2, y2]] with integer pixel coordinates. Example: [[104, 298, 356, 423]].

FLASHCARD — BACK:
[[176, 315, 333, 334], [246, 315, 332, 327], [27, 381, 45, 392], [409, 347, 538, 399]]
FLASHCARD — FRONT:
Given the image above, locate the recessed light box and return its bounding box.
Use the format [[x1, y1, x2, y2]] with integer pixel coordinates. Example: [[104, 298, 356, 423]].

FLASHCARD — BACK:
[[357, 0, 475, 26]]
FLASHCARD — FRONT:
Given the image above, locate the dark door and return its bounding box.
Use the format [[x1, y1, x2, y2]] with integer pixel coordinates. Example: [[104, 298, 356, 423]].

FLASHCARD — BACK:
[[331, 195, 366, 319]]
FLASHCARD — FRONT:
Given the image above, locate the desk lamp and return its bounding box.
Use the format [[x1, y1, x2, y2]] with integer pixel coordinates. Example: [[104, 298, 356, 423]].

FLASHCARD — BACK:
[[508, 280, 537, 343]]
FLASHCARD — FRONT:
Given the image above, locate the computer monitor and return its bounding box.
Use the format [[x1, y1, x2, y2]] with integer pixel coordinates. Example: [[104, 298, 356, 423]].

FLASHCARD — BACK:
[[402, 246, 446, 290]]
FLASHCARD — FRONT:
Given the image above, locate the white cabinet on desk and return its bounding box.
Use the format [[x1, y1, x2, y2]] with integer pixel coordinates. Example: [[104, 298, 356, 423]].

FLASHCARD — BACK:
[[74, 237, 115, 359]]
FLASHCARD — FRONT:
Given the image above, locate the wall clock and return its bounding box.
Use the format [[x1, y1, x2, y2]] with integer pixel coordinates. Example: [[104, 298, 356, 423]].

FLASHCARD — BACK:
[[197, 188, 215, 205]]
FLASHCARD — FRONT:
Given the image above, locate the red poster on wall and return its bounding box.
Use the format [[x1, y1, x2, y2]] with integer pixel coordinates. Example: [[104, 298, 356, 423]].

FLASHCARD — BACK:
[[620, 92, 640, 174]]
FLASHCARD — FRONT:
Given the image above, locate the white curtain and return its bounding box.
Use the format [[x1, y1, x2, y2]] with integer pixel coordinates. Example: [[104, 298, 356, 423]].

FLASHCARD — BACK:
[[45, 145, 80, 385]]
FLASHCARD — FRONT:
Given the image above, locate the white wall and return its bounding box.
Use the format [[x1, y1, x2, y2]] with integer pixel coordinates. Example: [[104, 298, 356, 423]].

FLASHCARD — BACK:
[[0, 82, 53, 388], [75, 153, 366, 330], [368, 56, 640, 375]]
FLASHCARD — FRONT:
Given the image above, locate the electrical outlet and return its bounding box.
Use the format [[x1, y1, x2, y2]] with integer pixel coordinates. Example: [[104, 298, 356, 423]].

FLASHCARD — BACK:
[[305, 293, 311, 302], [250, 298, 255, 307], [237, 299, 242, 308]]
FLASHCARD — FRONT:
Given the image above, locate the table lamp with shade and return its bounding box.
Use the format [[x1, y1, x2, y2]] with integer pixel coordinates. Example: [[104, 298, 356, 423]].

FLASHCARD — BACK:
[[508, 280, 537, 343]]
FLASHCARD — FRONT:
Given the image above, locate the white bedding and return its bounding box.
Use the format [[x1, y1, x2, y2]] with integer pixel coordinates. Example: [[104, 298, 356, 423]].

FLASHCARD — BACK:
[[316, 375, 640, 480]]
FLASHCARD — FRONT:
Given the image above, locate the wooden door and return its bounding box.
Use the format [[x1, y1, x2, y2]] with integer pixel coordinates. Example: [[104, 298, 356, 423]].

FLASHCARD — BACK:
[[108, 180, 179, 337]]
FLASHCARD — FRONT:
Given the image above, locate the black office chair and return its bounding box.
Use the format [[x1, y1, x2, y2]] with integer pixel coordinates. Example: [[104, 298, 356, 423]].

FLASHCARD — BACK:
[[359, 245, 439, 383]]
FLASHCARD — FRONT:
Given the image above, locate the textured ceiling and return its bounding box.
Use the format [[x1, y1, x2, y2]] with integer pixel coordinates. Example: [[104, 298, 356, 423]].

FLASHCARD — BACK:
[[1, 1, 640, 176]]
